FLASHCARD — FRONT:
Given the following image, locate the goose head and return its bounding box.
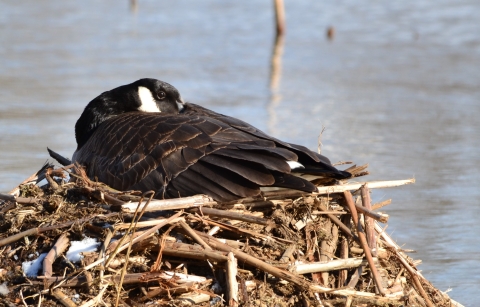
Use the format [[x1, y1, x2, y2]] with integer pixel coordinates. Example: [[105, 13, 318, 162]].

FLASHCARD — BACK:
[[75, 78, 184, 149]]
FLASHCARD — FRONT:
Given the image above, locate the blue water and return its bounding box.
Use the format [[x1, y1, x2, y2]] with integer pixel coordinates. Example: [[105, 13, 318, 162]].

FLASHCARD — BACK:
[[1, 1, 479, 304]]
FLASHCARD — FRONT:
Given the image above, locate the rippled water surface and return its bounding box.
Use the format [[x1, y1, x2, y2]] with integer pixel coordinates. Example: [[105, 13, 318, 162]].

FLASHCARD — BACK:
[[1, 1, 480, 304]]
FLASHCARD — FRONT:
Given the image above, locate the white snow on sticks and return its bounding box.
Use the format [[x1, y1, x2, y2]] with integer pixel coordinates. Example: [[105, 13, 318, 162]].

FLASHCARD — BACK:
[[66, 236, 101, 263], [22, 253, 48, 277]]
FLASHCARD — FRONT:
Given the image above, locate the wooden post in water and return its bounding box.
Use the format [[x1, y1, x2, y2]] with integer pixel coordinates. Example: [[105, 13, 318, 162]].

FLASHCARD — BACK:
[[273, 0, 286, 37]]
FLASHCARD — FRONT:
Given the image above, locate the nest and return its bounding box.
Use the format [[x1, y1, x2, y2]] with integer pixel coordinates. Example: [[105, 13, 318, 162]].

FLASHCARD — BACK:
[[0, 161, 464, 307]]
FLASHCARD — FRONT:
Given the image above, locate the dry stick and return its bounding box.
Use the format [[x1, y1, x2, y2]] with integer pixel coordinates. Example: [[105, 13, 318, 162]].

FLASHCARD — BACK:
[[293, 258, 367, 275], [106, 230, 148, 254], [80, 259, 93, 295], [39, 271, 206, 288], [206, 211, 265, 236], [305, 222, 321, 284], [151, 225, 173, 272], [273, 0, 286, 36], [321, 221, 338, 286], [371, 199, 392, 210], [81, 187, 125, 206], [114, 219, 173, 230], [337, 238, 349, 287], [361, 185, 377, 256], [280, 244, 296, 263], [188, 215, 294, 245], [98, 228, 114, 283], [52, 288, 77, 307], [361, 186, 390, 292], [178, 220, 212, 250], [45, 168, 60, 191], [114, 192, 157, 307], [375, 223, 435, 307], [0, 193, 39, 204], [226, 252, 239, 307], [177, 293, 211, 305], [161, 242, 228, 262], [79, 284, 109, 307], [190, 207, 271, 226], [319, 203, 358, 242], [196, 231, 310, 289], [317, 179, 415, 194], [143, 285, 193, 300], [0, 212, 118, 247], [121, 194, 214, 213], [343, 191, 385, 296], [43, 233, 70, 278], [394, 252, 435, 307], [261, 179, 414, 201], [354, 203, 389, 223], [82, 211, 183, 272], [311, 210, 347, 215]]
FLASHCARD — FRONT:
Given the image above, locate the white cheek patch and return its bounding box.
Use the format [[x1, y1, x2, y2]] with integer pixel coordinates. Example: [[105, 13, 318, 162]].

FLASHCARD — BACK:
[[138, 86, 161, 112], [176, 96, 185, 112], [287, 161, 305, 170]]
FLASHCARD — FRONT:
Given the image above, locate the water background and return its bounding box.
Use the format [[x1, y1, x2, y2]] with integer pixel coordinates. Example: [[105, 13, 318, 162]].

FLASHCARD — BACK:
[[1, 1, 479, 305]]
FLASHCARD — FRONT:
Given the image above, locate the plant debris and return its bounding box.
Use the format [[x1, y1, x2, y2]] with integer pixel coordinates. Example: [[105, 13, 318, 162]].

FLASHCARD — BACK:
[[0, 160, 464, 307]]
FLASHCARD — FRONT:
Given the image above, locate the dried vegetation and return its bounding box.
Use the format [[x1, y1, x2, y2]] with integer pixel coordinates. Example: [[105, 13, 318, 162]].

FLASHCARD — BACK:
[[0, 160, 464, 307]]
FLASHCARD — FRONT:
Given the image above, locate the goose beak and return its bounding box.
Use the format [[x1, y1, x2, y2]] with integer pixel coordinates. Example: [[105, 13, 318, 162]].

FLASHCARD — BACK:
[[176, 97, 185, 112]]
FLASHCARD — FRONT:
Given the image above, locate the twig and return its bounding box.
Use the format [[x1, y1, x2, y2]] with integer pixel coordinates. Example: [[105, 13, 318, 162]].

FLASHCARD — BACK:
[[361, 184, 377, 255], [320, 220, 338, 286], [81, 187, 125, 206], [143, 284, 194, 299], [317, 179, 415, 194], [280, 244, 296, 263], [394, 252, 435, 307], [121, 195, 214, 213], [177, 293, 211, 305], [371, 199, 392, 210], [344, 191, 385, 296], [226, 252, 239, 307], [45, 167, 60, 191], [292, 258, 367, 274], [195, 231, 310, 289], [43, 233, 69, 278], [0, 213, 118, 247], [38, 271, 206, 288], [355, 203, 389, 223], [178, 220, 212, 250], [190, 207, 272, 226], [260, 179, 415, 200], [319, 203, 358, 242], [79, 284, 108, 307], [0, 193, 39, 204], [337, 238, 349, 287], [161, 242, 229, 262], [188, 215, 294, 245], [52, 288, 77, 307], [82, 211, 183, 271]]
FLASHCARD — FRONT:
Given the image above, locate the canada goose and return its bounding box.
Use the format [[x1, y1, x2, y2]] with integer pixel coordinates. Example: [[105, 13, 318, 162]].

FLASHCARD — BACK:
[[73, 78, 350, 202]]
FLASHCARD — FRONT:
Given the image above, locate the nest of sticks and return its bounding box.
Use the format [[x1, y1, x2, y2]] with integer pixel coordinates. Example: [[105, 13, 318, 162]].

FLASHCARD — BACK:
[[0, 159, 464, 307]]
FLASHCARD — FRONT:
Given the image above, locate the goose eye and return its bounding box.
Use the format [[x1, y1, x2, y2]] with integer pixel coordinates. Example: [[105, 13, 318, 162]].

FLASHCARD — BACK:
[[157, 91, 166, 99]]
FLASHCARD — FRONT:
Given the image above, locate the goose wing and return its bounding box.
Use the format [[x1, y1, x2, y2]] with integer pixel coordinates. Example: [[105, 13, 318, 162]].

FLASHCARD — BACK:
[[184, 103, 350, 177]]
